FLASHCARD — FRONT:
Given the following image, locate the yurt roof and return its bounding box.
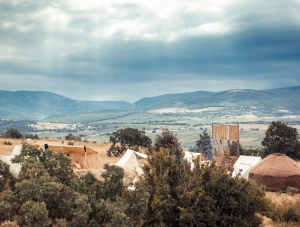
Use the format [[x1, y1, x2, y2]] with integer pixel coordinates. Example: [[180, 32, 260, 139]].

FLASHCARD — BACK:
[[250, 153, 300, 177]]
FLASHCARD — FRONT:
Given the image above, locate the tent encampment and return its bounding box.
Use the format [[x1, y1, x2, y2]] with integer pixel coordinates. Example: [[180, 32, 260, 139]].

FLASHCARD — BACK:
[[48, 145, 102, 169], [116, 149, 147, 175], [0, 146, 22, 175], [249, 153, 300, 192], [232, 155, 262, 179]]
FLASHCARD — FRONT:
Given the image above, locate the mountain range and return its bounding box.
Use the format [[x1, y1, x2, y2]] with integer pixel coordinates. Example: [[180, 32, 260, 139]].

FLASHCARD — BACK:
[[0, 86, 300, 120]]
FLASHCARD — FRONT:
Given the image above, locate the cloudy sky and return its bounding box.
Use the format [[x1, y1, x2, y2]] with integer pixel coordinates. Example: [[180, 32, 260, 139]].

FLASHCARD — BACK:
[[1, 0, 300, 102]]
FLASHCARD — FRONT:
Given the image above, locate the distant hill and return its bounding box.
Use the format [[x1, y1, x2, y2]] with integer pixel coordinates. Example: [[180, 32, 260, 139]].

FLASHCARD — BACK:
[[153, 89, 276, 108], [132, 91, 212, 109], [0, 90, 132, 120], [150, 86, 300, 115], [1, 86, 300, 121]]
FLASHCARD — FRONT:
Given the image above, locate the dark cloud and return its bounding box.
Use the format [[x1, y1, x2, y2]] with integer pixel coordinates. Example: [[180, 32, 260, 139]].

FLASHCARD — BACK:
[[0, 0, 300, 101]]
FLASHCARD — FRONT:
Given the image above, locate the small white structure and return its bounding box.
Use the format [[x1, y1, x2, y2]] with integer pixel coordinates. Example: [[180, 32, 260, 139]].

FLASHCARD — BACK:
[[0, 146, 22, 175], [232, 155, 262, 180], [183, 151, 207, 170], [116, 149, 147, 175], [11, 145, 22, 156]]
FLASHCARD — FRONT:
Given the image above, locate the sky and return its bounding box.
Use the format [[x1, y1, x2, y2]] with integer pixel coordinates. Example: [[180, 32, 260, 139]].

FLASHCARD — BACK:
[[1, 0, 300, 103]]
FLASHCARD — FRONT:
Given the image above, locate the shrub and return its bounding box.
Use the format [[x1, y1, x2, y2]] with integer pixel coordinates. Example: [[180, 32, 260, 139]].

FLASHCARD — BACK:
[[68, 142, 74, 146], [287, 187, 299, 196], [3, 141, 12, 145], [270, 196, 300, 223]]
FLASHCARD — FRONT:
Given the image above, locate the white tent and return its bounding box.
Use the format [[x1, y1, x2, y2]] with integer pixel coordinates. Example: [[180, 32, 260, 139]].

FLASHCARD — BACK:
[[0, 146, 22, 175], [116, 149, 147, 175], [232, 155, 262, 179], [11, 145, 22, 156], [183, 151, 208, 170]]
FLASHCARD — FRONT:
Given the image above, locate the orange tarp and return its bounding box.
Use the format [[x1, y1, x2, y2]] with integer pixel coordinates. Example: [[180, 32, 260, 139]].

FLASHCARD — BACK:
[[48, 145, 102, 169]]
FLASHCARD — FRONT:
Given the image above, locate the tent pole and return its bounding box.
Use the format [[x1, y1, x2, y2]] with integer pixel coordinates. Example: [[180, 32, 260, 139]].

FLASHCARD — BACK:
[[98, 152, 103, 167], [83, 146, 87, 170]]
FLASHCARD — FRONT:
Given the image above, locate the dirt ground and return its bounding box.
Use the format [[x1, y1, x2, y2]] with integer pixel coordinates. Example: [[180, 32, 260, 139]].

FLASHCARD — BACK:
[[0, 138, 121, 165]]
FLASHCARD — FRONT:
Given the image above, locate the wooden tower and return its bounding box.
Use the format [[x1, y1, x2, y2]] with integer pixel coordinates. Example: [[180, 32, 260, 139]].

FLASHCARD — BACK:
[[212, 124, 240, 166]]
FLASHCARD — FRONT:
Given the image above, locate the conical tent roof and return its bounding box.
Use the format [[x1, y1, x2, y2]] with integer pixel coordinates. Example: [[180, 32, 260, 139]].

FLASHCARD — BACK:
[[249, 153, 300, 192]]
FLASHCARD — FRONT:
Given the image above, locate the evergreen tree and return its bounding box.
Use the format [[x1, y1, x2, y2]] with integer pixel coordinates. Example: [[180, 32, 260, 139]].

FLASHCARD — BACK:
[[230, 141, 244, 156], [153, 127, 183, 161], [195, 129, 213, 160]]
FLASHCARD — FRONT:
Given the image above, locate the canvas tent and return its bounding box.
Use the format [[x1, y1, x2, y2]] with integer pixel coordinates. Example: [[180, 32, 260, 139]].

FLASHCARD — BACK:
[[249, 153, 300, 192], [116, 149, 147, 175], [232, 155, 262, 180], [0, 146, 22, 175], [48, 145, 102, 169], [183, 151, 206, 170]]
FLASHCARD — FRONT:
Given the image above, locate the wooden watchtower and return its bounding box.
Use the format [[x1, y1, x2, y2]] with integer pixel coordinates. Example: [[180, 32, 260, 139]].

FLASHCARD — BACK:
[[212, 124, 240, 166]]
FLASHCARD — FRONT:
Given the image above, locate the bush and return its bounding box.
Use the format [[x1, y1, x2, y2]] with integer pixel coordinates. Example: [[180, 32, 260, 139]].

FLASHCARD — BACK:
[[287, 187, 299, 196], [1, 128, 23, 139], [65, 133, 81, 141], [270, 196, 300, 223], [3, 141, 12, 145], [67, 142, 74, 146]]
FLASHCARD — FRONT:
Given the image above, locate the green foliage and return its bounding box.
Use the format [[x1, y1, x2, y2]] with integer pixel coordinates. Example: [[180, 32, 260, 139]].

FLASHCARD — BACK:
[[3, 141, 12, 145], [0, 142, 278, 227], [287, 187, 299, 196], [194, 129, 213, 160], [269, 196, 300, 223], [107, 127, 152, 157], [243, 148, 264, 157], [65, 133, 81, 141], [0, 160, 16, 192], [261, 121, 300, 159], [0, 144, 150, 226], [23, 133, 39, 140], [1, 128, 23, 139], [68, 141, 74, 145], [142, 148, 270, 227], [16, 201, 50, 227], [230, 141, 244, 156], [153, 127, 183, 161]]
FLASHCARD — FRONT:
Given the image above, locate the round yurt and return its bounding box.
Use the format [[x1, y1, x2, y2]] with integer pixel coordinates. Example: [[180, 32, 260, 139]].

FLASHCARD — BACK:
[[249, 153, 300, 192]]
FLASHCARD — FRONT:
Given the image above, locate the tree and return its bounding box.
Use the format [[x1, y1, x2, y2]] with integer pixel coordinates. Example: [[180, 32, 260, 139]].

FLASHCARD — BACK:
[[0, 160, 16, 192], [261, 121, 300, 159], [141, 148, 270, 227], [1, 128, 23, 139], [153, 127, 183, 161], [1, 144, 135, 226], [65, 133, 81, 141], [107, 128, 152, 157], [194, 129, 213, 160], [230, 141, 244, 156], [23, 133, 39, 140]]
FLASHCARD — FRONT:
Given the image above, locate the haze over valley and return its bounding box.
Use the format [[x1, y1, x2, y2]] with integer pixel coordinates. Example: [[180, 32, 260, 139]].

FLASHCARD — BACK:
[[1, 86, 300, 149]]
